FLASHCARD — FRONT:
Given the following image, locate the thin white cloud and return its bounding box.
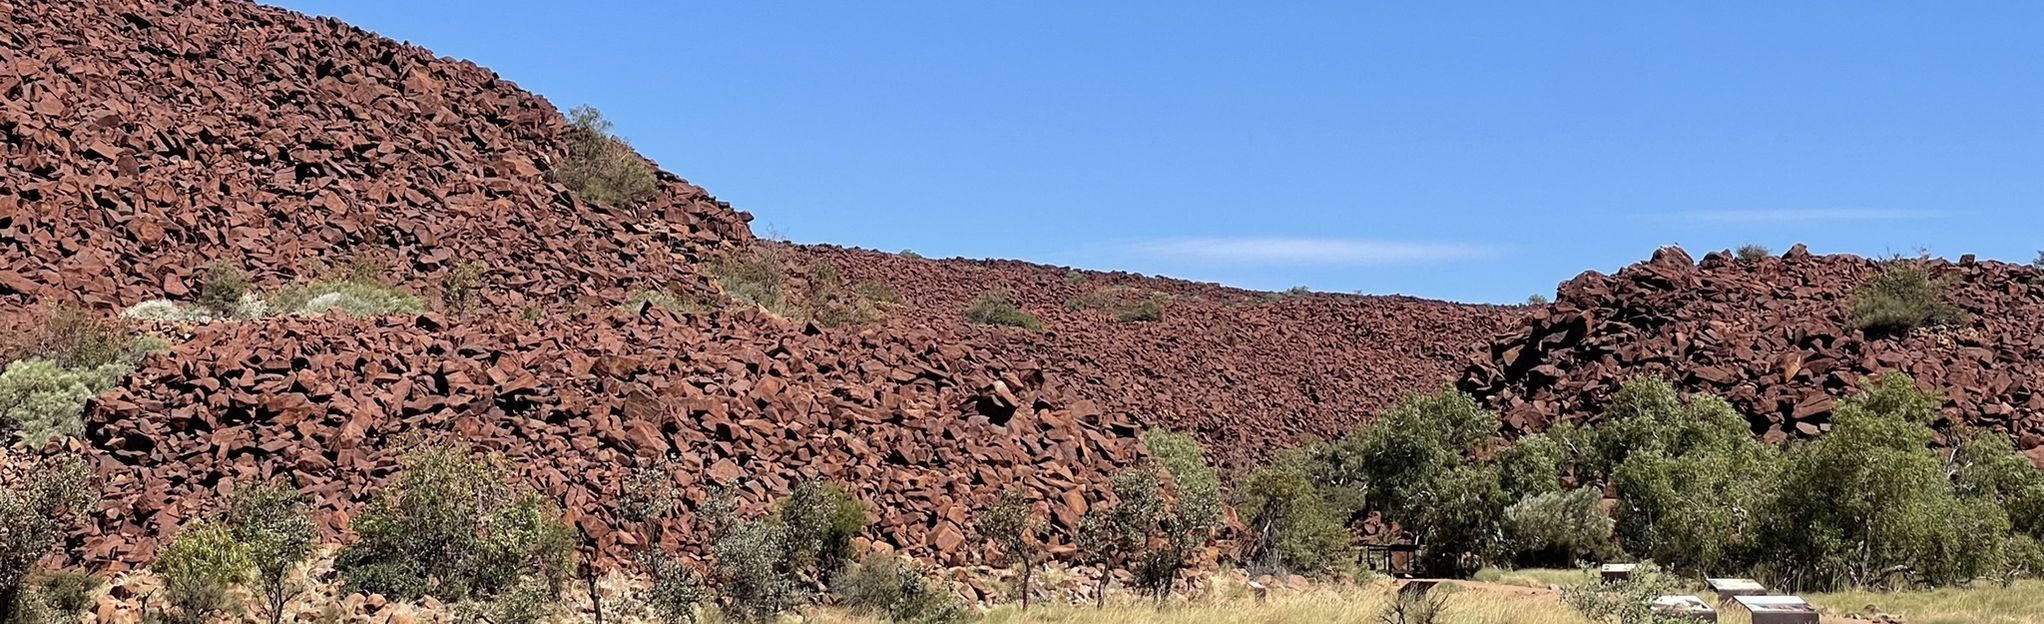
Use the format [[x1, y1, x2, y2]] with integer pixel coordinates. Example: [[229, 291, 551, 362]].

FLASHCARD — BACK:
[[1126, 236, 1498, 265], [1677, 209, 1929, 223]]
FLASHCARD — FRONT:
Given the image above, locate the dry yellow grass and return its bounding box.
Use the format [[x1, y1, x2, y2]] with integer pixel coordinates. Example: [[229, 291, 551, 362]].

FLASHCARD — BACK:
[[1802, 580, 2044, 624]]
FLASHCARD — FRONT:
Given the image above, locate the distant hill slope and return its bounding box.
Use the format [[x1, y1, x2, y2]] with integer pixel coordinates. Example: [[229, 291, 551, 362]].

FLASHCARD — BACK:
[[0, 0, 751, 315], [1462, 245, 2044, 453]]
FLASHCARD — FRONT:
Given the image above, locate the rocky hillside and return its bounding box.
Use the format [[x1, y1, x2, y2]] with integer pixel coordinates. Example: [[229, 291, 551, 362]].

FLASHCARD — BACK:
[[1462, 245, 2044, 454]]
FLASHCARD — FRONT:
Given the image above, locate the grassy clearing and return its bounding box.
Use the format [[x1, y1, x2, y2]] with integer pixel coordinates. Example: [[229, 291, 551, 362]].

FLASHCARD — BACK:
[[1474, 566, 1596, 589], [813, 577, 1593, 624], [1803, 580, 2044, 624]]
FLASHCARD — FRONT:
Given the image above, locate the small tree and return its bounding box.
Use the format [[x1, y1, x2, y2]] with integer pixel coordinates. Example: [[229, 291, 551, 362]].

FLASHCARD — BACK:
[[154, 522, 252, 624], [976, 491, 1039, 609], [554, 106, 658, 210], [1131, 430, 1222, 606], [776, 480, 868, 579], [221, 482, 316, 624], [335, 446, 574, 602], [1236, 450, 1353, 575], [1496, 432, 1563, 501], [834, 553, 968, 624], [1503, 487, 1613, 568], [636, 550, 707, 624], [709, 518, 797, 623], [1352, 390, 1505, 576], [197, 262, 251, 316], [1735, 244, 1772, 262], [1076, 468, 1164, 608]]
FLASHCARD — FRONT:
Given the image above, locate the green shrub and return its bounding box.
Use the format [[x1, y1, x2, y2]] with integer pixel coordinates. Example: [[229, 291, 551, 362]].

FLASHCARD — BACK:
[[775, 480, 868, 576], [454, 583, 560, 624], [898, 250, 923, 260], [335, 446, 574, 602], [709, 518, 798, 623], [1349, 390, 1505, 576], [851, 281, 903, 306], [1131, 430, 1222, 604], [964, 291, 1042, 331], [1065, 286, 1167, 323], [29, 570, 101, 618], [1755, 373, 2001, 590], [554, 106, 658, 209], [710, 253, 789, 315], [1561, 561, 1685, 624], [1235, 450, 1353, 575], [833, 554, 967, 624], [0, 359, 127, 445], [1496, 432, 1563, 501], [222, 482, 316, 624], [1951, 429, 2044, 539], [1735, 244, 1772, 262], [197, 262, 251, 315], [440, 262, 487, 316], [1076, 467, 1164, 608], [270, 279, 425, 317], [1602, 380, 1774, 577], [1525, 294, 1550, 306], [154, 522, 252, 624], [1504, 487, 1613, 568], [977, 491, 1039, 608], [636, 551, 707, 624], [0, 455, 95, 620], [1848, 262, 1963, 334], [8, 303, 140, 369]]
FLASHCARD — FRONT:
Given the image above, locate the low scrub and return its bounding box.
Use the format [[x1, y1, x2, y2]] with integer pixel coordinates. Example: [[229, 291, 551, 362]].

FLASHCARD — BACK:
[[1, 307, 164, 445], [621, 289, 712, 314], [1235, 449, 1355, 576], [554, 105, 658, 210], [0, 454, 96, 622], [833, 554, 967, 624], [710, 253, 791, 316], [964, 291, 1042, 331], [1065, 286, 1167, 323], [271, 279, 425, 317], [1503, 487, 1613, 568], [1848, 261, 1963, 334], [153, 523, 252, 624], [1735, 244, 1772, 262]]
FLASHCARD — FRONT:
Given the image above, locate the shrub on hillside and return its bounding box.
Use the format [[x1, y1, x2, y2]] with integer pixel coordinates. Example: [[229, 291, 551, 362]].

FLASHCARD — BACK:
[[222, 482, 317, 624], [776, 480, 868, 576], [1951, 429, 2044, 539], [271, 279, 424, 317], [1131, 430, 1223, 604], [1735, 244, 1772, 262], [833, 554, 968, 624], [964, 291, 1042, 331], [1504, 487, 1613, 568], [620, 289, 710, 314], [153, 522, 252, 624], [1525, 294, 1550, 306], [710, 253, 790, 315], [636, 551, 708, 624], [439, 261, 487, 316], [1065, 286, 1167, 323], [454, 583, 560, 624], [0, 358, 128, 445], [710, 518, 798, 623], [1076, 468, 1164, 608], [29, 570, 102, 618], [0, 455, 95, 620], [554, 106, 658, 210], [7, 303, 139, 370], [197, 262, 252, 315], [1848, 262, 1963, 334], [1235, 450, 1353, 575], [335, 446, 574, 602]]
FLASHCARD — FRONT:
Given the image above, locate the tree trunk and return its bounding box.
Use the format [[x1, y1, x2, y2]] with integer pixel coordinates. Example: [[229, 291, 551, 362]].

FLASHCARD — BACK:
[[1020, 559, 1033, 611], [1094, 571, 1110, 609], [586, 559, 606, 624]]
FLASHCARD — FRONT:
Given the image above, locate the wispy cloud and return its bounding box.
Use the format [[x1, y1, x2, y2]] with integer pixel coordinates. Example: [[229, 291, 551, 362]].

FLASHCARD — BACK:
[[1124, 236, 1499, 265], [1676, 209, 1930, 223]]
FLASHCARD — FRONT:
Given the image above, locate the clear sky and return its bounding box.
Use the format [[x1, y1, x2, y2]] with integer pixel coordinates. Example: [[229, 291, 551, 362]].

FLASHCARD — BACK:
[[269, 1, 2043, 303]]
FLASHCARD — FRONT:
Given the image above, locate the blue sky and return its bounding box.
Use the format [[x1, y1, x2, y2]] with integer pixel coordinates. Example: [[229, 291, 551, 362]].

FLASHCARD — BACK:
[[271, 1, 2044, 303]]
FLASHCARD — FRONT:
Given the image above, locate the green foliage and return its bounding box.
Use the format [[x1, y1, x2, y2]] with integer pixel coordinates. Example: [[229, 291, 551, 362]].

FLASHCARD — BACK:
[[1998, 534, 2044, 587], [636, 551, 707, 624], [153, 523, 251, 624], [1349, 390, 1503, 576], [28, 571, 100, 618], [775, 480, 868, 577], [0, 358, 128, 445], [1756, 373, 2001, 590], [0, 455, 95, 621], [197, 262, 251, 315], [335, 446, 574, 602], [1065, 286, 1167, 323], [1849, 262, 1964, 334], [1235, 449, 1354, 575], [1503, 487, 1613, 568], [222, 482, 316, 624], [454, 583, 560, 624], [1131, 430, 1223, 604], [1951, 429, 2044, 539], [1283, 286, 1312, 297], [976, 491, 1038, 607], [555, 105, 658, 209], [709, 518, 798, 623], [1525, 294, 1550, 306], [1076, 468, 1164, 607], [709, 253, 789, 315], [833, 554, 968, 624], [964, 290, 1042, 331], [440, 261, 487, 316], [898, 250, 924, 260], [1496, 432, 1563, 501], [8, 303, 143, 370], [270, 279, 425, 317], [851, 281, 904, 307], [1735, 244, 1772, 262], [1603, 378, 1774, 577], [1561, 561, 1690, 624]]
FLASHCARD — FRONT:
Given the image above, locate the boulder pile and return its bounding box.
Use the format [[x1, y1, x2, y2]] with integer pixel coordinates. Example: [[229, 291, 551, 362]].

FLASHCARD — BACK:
[[1462, 245, 2044, 450], [0, 0, 750, 315], [71, 308, 1143, 570]]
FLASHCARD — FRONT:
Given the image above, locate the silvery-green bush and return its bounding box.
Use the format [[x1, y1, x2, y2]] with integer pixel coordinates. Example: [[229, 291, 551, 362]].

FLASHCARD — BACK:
[[272, 280, 424, 317], [0, 359, 127, 445]]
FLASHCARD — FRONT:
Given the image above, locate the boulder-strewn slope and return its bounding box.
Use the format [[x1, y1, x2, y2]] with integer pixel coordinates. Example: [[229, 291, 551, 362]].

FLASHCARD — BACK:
[[72, 309, 1142, 570], [795, 244, 1521, 465], [0, 0, 750, 316], [1462, 245, 2044, 451]]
